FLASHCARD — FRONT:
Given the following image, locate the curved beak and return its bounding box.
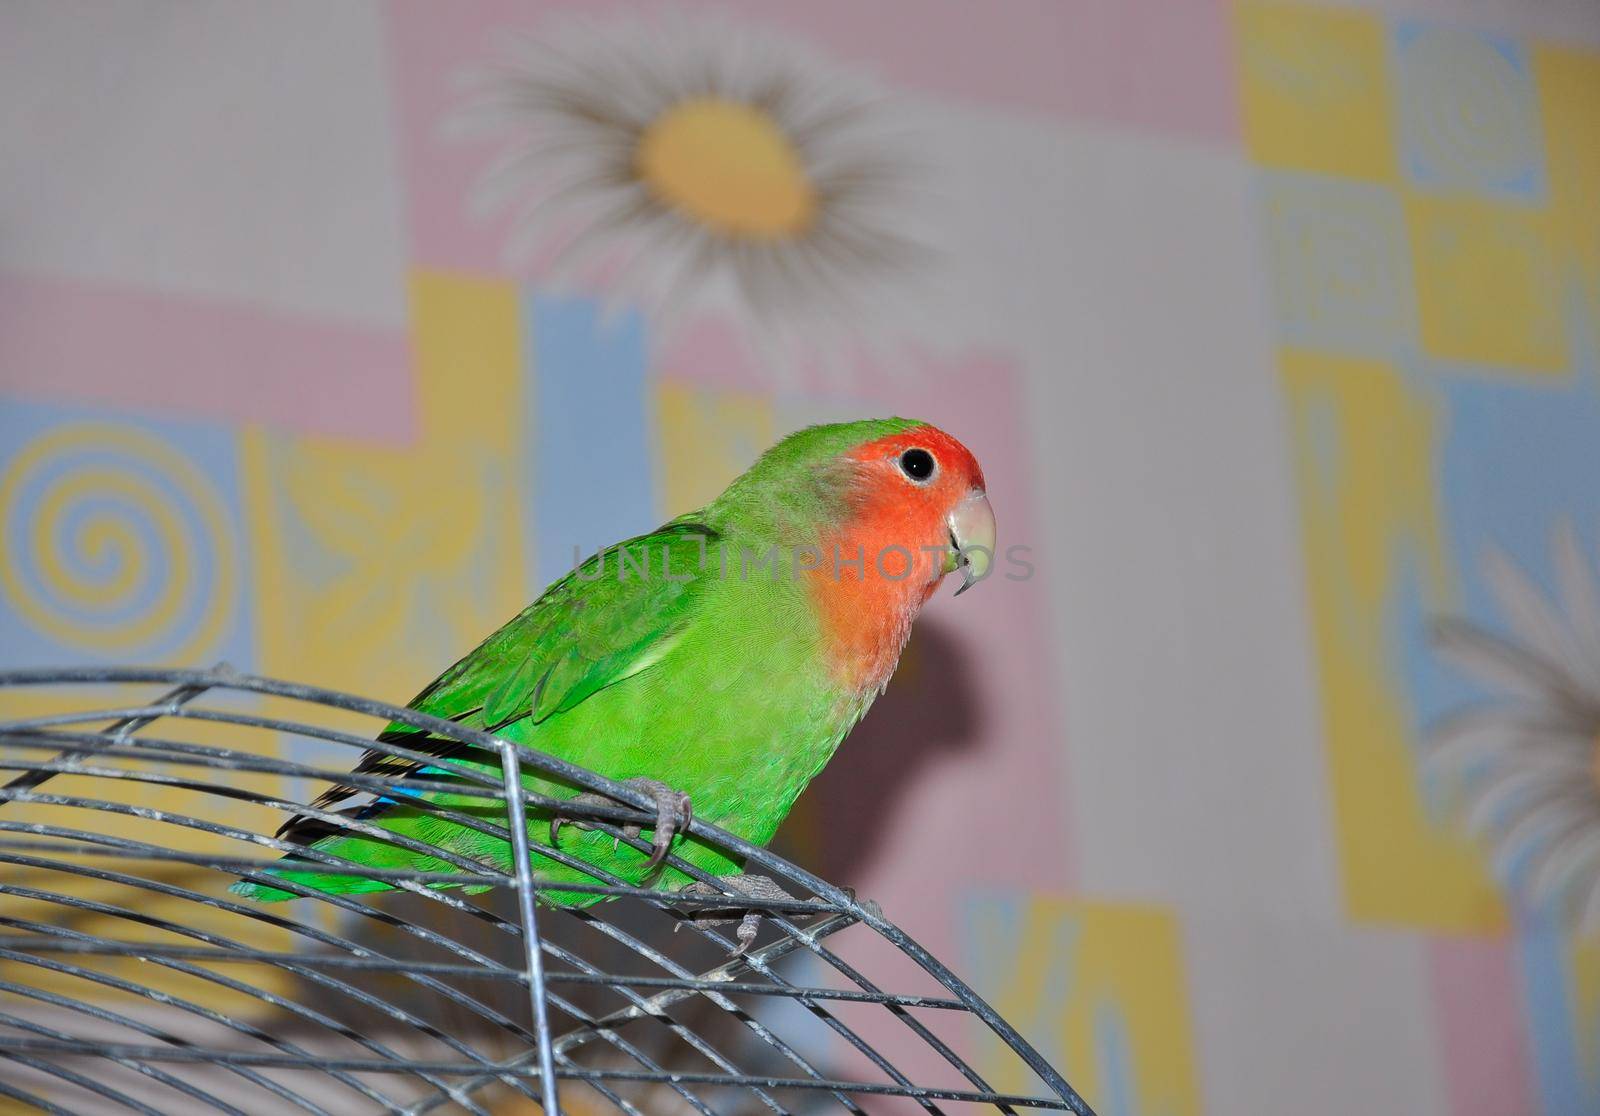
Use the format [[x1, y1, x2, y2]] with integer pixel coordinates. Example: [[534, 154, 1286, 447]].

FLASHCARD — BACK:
[[946, 489, 996, 596]]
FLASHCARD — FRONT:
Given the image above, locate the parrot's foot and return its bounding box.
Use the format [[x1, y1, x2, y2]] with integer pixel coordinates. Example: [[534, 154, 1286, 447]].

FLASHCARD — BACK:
[[549, 777, 693, 870], [675, 874, 797, 956]]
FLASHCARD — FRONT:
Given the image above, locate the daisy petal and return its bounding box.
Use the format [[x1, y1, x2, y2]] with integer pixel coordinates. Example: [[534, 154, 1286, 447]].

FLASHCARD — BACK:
[[1526, 824, 1600, 912], [1424, 706, 1589, 773], [1462, 763, 1587, 835], [1483, 547, 1588, 688], [1431, 617, 1579, 703], [1493, 799, 1593, 891]]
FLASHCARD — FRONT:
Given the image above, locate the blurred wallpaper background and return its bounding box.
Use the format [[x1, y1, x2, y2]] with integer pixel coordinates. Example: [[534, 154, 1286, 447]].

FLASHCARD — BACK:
[[4, 1, 1600, 1112]]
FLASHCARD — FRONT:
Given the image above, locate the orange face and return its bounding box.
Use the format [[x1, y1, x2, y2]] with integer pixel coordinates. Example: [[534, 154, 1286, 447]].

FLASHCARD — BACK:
[[844, 424, 995, 586], [811, 423, 996, 692]]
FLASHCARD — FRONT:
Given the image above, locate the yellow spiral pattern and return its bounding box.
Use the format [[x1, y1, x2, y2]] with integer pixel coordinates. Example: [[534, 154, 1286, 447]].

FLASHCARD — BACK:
[[0, 423, 237, 661]]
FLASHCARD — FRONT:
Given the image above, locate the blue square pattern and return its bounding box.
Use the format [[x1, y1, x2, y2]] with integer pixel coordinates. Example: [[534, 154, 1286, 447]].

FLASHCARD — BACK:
[[525, 291, 656, 591], [1393, 21, 1546, 200], [0, 398, 253, 671], [1261, 171, 1418, 357]]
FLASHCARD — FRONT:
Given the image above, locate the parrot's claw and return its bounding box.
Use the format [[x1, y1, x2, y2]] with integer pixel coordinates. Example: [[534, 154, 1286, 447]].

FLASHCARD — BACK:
[[549, 777, 693, 870], [841, 885, 884, 922], [676, 874, 797, 956]]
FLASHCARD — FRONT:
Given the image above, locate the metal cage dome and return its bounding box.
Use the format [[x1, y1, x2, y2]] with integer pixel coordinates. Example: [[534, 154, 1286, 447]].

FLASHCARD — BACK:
[[0, 666, 1092, 1115]]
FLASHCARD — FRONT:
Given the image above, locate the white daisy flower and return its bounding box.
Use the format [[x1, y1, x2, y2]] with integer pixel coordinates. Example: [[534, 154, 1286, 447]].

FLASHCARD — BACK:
[[1427, 522, 1600, 934], [447, 12, 933, 364]]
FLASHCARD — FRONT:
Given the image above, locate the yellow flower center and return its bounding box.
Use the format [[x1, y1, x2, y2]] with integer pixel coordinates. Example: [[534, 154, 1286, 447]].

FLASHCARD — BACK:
[[636, 97, 815, 239]]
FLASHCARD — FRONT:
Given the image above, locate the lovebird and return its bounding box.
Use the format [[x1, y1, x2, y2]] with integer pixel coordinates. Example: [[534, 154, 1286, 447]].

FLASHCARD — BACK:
[[234, 418, 995, 948]]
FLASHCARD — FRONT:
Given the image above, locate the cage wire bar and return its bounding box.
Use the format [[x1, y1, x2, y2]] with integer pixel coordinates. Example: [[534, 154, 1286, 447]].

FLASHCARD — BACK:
[[0, 666, 1093, 1115]]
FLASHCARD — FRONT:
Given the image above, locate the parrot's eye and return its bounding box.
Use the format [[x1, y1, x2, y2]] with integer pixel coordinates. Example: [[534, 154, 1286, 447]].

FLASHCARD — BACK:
[[898, 448, 936, 483]]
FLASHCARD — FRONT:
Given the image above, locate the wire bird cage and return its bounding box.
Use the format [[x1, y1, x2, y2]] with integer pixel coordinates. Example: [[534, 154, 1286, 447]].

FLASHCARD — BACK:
[[0, 667, 1091, 1115]]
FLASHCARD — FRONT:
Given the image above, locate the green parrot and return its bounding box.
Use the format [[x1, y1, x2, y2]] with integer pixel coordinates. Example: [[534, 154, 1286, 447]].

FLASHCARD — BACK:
[[234, 418, 996, 947]]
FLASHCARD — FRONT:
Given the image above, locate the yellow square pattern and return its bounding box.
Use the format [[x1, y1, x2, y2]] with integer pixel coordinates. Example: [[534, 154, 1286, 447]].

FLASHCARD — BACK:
[[1536, 45, 1600, 350], [1535, 45, 1600, 218], [653, 380, 775, 518], [1406, 195, 1566, 372], [1235, 2, 1398, 181]]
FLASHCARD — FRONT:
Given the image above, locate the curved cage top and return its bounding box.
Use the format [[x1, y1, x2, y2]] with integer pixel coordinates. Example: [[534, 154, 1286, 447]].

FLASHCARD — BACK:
[[0, 666, 1091, 1115]]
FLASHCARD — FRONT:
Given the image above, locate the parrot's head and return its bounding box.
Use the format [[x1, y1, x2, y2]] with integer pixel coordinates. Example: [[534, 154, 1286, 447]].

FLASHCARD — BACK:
[[836, 419, 996, 597], [706, 417, 995, 689], [710, 417, 995, 597]]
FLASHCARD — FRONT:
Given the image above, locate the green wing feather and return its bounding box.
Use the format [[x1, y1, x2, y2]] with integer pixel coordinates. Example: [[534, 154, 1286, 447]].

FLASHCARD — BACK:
[[408, 519, 716, 732], [232, 521, 721, 901]]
